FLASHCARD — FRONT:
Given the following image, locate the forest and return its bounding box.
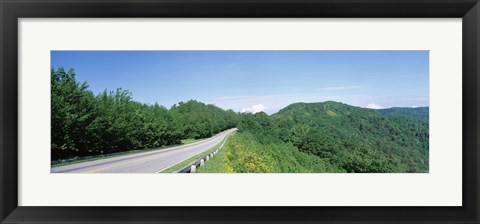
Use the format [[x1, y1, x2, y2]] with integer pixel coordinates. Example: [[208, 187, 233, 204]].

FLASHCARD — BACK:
[[52, 67, 429, 173], [51, 67, 238, 160]]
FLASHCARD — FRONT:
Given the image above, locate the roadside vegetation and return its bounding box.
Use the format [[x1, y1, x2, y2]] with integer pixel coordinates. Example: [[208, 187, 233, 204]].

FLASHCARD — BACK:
[[197, 132, 342, 173]]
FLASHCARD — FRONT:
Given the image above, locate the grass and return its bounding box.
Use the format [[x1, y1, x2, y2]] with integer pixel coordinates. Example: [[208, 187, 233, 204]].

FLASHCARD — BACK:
[[196, 135, 234, 173], [52, 137, 208, 168]]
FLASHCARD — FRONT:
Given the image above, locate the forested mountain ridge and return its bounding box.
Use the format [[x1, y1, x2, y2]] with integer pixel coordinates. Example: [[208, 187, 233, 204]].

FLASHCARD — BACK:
[[378, 107, 429, 121], [274, 101, 429, 172], [237, 101, 429, 172]]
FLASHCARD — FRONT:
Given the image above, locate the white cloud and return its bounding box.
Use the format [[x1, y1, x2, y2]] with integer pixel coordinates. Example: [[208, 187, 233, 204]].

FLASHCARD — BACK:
[[241, 104, 267, 114], [366, 103, 383, 109]]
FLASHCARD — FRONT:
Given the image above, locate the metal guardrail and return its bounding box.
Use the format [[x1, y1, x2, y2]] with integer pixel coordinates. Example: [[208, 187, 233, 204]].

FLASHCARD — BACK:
[[174, 134, 231, 173]]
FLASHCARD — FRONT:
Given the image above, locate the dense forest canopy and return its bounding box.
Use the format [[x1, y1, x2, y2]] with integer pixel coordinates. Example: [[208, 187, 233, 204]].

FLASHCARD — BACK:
[[51, 67, 237, 160], [52, 67, 429, 173]]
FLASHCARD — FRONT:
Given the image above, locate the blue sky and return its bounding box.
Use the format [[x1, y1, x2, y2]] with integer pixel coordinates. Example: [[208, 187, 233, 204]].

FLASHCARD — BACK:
[[51, 51, 429, 114]]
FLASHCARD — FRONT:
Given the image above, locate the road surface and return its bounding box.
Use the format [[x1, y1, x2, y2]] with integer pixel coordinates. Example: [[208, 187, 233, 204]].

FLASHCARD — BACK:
[[51, 128, 237, 173]]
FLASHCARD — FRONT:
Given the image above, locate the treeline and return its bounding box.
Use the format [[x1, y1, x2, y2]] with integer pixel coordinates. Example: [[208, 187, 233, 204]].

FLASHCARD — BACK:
[[236, 101, 429, 173], [378, 107, 429, 121], [51, 67, 238, 160]]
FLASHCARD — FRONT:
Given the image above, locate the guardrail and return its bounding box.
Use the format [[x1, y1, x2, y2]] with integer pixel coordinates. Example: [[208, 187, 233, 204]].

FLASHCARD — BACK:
[[174, 134, 230, 173]]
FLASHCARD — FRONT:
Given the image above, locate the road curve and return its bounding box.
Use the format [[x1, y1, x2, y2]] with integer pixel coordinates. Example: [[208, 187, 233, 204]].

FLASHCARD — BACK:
[[51, 128, 237, 173]]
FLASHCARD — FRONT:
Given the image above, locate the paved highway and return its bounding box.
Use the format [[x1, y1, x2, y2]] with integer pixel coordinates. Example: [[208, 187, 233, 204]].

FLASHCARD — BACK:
[[51, 128, 237, 173]]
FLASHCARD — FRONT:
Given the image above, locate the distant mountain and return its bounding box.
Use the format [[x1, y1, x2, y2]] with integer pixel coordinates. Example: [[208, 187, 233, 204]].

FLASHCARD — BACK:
[[377, 107, 429, 121], [264, 101, 429, 172]]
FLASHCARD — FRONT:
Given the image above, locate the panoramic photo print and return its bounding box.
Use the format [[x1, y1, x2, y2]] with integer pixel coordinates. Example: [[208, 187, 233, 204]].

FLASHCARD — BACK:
[[50, 51, 429, 173]]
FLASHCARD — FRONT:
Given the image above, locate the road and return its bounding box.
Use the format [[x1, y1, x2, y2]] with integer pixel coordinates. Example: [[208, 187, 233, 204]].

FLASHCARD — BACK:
[[51, 128, 237, 173]]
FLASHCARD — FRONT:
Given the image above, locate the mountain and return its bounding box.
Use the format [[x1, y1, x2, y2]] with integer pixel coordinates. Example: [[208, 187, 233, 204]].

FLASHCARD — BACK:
[[237, 101, 429, 173], [377, 107, 429, 121]]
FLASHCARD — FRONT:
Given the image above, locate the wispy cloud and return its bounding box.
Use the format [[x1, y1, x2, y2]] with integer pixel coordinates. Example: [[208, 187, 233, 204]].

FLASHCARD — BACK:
[[319, 85, 362, 91]]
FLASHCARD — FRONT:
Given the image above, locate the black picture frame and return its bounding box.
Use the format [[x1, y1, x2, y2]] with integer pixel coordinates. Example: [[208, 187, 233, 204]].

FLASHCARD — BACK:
[[1, 0, 479, 223]]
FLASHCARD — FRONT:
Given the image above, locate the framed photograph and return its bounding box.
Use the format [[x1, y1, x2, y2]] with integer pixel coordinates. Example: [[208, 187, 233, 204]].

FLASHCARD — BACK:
[[1, 0, 479, 223]]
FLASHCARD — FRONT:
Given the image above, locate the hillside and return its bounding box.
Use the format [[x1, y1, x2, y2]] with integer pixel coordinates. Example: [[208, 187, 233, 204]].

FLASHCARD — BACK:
[[231, 101, 429, 173]]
